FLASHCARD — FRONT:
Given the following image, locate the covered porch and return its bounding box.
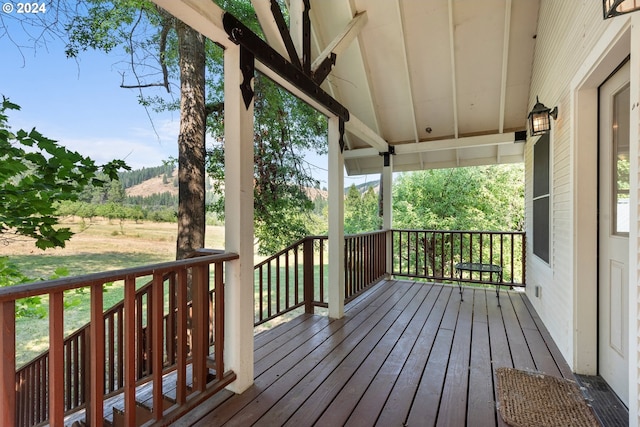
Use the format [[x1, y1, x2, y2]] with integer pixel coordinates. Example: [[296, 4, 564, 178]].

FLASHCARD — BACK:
[[178, 279, 575, 426]]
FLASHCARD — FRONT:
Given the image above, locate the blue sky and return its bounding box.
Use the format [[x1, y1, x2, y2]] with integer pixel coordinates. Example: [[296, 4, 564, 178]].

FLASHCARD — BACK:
[[0, 8, 375, 187], [1, 14, 180, 170]]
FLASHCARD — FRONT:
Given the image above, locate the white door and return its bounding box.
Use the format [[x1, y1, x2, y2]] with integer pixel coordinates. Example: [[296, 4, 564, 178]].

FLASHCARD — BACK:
[[598, 60, 629, 407]]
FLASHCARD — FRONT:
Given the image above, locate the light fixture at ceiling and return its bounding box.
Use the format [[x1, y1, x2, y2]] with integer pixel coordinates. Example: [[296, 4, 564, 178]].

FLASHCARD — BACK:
[[603, 0, 640, 19], [528, 96, 558, 137]]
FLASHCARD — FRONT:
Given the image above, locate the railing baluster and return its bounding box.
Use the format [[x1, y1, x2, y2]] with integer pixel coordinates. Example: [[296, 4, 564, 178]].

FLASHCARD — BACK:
[[49, 291, 64, 426], [259, 265, 264, 323], [276, 256, 281, 315], [123, 276, 137, 427], [0, 300, 16, 427], [214, 262, 225, 378], [151, 273, 164, 421], [192, 265, 208, 393], [89, 282, 105, 427], [267, 262, 272, 319], [176, 269, 188, 404], [285, 251, 290, 310], [107, 313, 115, 393], [167, 274, 177, 366], [320, 238, 326, 304]]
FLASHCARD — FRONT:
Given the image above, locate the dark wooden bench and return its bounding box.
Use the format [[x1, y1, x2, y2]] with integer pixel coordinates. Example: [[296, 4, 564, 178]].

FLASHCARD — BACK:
[[454, 262, 504, 304]]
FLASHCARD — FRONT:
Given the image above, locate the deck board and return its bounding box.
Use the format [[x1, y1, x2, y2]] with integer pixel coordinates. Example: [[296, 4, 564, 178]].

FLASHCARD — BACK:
[[466, 290, 497, 426], [184, 280, 575, 427]]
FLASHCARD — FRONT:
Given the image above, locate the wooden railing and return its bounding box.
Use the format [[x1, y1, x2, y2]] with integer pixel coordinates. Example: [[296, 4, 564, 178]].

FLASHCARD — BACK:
[[344, 231, 387, 302], [8, 229, 524, 425], [1, 250, 238, 427], [254, 230, 388, 325], [254, 236, 325, 325], [391, 229, 526, 286]]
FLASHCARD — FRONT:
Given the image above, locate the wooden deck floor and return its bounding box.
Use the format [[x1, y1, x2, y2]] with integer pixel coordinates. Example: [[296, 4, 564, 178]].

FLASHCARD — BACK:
[[176, 279, 574, 427]]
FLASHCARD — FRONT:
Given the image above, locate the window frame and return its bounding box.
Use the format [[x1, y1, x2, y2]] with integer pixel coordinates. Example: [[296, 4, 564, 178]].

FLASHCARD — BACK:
[[532, 133, 550, 264]]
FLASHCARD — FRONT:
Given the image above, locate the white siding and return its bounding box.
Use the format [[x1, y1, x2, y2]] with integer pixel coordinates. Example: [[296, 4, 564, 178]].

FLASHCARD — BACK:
[[529, 1, 640, 421], [526, 0, 609, 365]]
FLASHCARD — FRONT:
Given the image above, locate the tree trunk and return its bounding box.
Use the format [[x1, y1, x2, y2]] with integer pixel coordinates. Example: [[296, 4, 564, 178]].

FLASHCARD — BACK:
[[175, 22, 206, 260]]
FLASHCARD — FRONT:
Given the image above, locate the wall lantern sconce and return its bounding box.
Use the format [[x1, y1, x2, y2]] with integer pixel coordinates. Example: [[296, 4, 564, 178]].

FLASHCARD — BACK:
[[603, 0, 640, 19], [528, 96, 558, 136]]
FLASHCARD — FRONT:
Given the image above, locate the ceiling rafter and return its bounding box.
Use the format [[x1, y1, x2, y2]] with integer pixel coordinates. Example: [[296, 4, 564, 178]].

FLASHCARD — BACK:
[[311, 11, 368, 84], [251, 0, 287, 58], [289, 0, 305, 65], [498, 0, 512, 133], [396, 0, 419, 143], [447, 0, 459, 139], [252, 0, 302, 69], [306, 9, 353, 153], [306, 1, 385, 155]]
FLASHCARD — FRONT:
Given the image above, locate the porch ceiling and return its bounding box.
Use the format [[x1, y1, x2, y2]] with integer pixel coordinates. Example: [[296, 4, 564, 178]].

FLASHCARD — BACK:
[[312, 0, 539, 175], [154, 0, 539, 175]]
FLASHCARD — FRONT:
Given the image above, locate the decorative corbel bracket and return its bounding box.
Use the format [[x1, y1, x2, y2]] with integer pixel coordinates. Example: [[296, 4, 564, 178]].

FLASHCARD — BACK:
[[240, 46, 255, 110]]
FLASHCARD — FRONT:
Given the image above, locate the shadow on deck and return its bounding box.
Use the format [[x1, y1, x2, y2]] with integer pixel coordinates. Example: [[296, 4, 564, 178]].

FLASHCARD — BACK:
[[175, 279, 576, 426]]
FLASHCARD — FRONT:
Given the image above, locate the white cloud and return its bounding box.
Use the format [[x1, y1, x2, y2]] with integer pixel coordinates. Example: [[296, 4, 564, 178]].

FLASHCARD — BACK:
[[129, 118, 180, 145], [61, 136, 177, 170]]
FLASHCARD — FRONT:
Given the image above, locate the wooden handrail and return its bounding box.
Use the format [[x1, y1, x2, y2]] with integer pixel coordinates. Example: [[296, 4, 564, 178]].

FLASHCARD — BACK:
[[5, 250, 238, 427], [0, 252, 238, 302]]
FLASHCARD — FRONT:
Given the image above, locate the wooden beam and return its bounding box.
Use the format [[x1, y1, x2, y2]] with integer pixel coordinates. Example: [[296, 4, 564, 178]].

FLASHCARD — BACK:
[[223, 12, 349, 121], [311, 11, 368, 83], [343, 132, 518, 159], [345, 114, 388, 152], [252, 0, 302, 69], [394, 3, 419, 143], [447, 0, 459, 138], [251, 0, 288, 58], [152, 0, 231, 48], [498, 0, 512, 133], [289, 0, 304, 64]]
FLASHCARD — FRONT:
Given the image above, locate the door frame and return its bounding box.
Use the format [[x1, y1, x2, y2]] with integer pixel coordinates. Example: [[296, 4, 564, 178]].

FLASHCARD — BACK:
[[597, 60, 630, 406], [571, 20, 630, 376]]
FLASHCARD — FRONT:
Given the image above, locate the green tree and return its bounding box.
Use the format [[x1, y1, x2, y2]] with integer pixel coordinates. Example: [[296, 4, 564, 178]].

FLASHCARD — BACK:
[[392, 165, 524, 231], [344, 185, 381, 234], [63, 0, 326, 256], [64, 0, 208, 259], [204, 1, 327, 255], [0, 98, 128, 249]]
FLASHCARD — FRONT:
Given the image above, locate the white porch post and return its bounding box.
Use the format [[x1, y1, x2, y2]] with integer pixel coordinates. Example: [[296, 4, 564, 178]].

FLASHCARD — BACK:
[[224, 44, 255, 393], [382, 153, 393, 275], [328, 117, 345, 319]]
